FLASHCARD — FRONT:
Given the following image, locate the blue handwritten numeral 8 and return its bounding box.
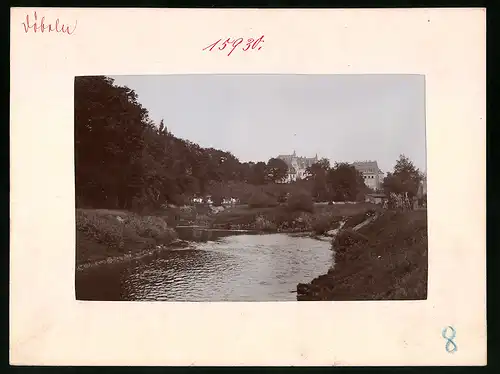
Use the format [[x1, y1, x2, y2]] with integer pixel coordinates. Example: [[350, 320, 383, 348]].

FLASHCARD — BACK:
[[442, 326, 458, 353]]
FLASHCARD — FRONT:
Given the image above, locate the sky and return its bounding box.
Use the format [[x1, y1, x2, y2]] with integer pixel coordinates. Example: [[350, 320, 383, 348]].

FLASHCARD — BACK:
[[109, 74, 426, 174]]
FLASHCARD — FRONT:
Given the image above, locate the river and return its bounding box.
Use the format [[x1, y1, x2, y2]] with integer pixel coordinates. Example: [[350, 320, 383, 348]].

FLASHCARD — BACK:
[[75, 232, 333, 302]]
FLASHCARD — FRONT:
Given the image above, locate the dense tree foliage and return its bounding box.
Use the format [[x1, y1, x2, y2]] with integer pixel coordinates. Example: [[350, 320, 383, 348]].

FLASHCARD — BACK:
[[382, 154, 424, 198], [305, 158, 331, 201], [75, 76, 148, 209], [75, 76, 390, 210], [266, 158, 289, 183], [327, 162, 368, 201], [75, 76, 301, 210], [303, 159, 367, 202]]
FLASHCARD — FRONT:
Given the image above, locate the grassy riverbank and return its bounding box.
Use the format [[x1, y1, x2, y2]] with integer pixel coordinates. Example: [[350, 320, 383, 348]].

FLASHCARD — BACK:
[[211, 202, 380, 233], [297, 210, 428, 300], [76, 202, 380, 267], [76, 209, 180, 266]]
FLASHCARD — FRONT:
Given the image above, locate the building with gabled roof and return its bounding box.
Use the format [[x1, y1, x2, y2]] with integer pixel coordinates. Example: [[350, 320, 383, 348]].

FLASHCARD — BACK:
[[277, 150, 318, 182], [352, 160, 385, 191]]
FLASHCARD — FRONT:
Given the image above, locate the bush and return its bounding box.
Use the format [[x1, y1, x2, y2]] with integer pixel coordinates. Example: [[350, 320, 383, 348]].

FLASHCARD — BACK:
[[76, 210, 178, 248], [287, 190, 314, 213], [294, 212, 314, 230], [270, 207, 294, 227], [194, 214, 211, 226], [311, 213, 338, 235], [248, 191, 278, 208], [124, 215, 169, 238], [343, 211, 372, 229], [76, 210, 124, 247], [255, 214, 277, 231], [331, 229, 370, 261]]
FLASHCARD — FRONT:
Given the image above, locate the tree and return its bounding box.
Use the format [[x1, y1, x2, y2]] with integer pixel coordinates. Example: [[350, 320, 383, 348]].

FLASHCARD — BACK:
[[327, 162, 366, 201], [239, 162, 254, 183], [266, 158, 289, 183], [250, 162, 267, 185], [75, 76, 149, 209], [305, 158, 331, 201], [305, 158, 330, 180], [383, 154, 424, 198], [76, 75, 296, 212]]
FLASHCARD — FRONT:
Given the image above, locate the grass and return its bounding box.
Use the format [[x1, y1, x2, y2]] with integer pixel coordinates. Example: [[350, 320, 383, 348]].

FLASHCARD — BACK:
[[211, 202, 379, 232], [297, 210, 428, 300], [76, 209, 178, 266]]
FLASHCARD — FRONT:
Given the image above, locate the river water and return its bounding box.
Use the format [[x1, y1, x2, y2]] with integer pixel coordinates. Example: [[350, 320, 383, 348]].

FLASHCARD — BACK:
[[75, 233, 333, 302]]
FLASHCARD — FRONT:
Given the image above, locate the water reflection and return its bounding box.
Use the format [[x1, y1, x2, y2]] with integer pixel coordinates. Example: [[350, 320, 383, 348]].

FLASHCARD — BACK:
[[76, 233, 333, 302]]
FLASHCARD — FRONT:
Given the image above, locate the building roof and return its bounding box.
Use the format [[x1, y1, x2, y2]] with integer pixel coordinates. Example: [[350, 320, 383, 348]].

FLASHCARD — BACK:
[[352, 160, 382, 174], [278, 153, 318, 170]]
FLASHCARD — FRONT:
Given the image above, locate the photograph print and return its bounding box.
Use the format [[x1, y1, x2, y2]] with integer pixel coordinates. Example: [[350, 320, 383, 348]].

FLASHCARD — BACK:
[[75, 74, 428, 302]]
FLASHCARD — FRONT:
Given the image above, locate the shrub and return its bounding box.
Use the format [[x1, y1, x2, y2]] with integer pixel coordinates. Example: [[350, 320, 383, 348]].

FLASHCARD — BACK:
[[343, 211, 372, 229], [124, 215, 169, 239], [312, 213, 338, 235], [270, 207, 293, 227], [294, 212, 314, 230], [331, 229, 370, 260], [287, 190, 314, 213], [194, 214, 211, 226], [178, 205, 197, 221], [76, 210, 124, 247], [248, 191, 278, 208], [76, 210, 178, 248], [255, 214, 277, 231]]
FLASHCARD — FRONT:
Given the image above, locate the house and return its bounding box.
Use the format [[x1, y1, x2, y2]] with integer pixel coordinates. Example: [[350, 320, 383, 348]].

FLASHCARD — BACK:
[[277, 151, 319, 183], [352, 160, 385, 191]]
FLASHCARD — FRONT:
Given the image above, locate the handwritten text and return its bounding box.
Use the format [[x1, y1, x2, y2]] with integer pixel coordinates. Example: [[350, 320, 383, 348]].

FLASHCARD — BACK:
[[203, 35, 264, 56], [442, 326, 458, 353], [22, 11, 78, 35]]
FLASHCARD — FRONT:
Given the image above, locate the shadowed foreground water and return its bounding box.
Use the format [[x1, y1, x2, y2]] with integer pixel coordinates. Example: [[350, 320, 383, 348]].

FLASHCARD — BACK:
[[76, 233, 333, 301]]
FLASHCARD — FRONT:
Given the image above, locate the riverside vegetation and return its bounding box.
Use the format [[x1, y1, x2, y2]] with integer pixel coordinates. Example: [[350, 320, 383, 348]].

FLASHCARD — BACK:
[[75, 76, 427, 299], [297, 209, 428, 300], [76, 191, 380, 267]]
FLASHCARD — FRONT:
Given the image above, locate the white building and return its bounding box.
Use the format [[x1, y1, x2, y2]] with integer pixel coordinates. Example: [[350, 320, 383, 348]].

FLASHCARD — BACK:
[[352, 160, 385, 191], [277, 151, 319, 183]]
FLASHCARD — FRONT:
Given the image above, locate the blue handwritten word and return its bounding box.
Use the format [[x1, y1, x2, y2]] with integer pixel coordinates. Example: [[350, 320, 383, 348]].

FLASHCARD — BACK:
[[442, 326, 458, 353]]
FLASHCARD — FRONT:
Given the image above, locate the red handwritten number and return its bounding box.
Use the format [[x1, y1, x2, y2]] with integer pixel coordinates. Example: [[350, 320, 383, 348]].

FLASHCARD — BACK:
[[228, 38, 243, 56], [242, 38, 254, 52], [203, 39, 221, 51], [252, 35, 264, 50], [219, 38, 231, 50], [203, 35, 264, 55]]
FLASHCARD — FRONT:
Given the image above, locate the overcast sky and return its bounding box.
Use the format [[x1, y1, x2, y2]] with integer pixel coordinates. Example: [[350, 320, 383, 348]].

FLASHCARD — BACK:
[[109, 74, 426, 174]]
